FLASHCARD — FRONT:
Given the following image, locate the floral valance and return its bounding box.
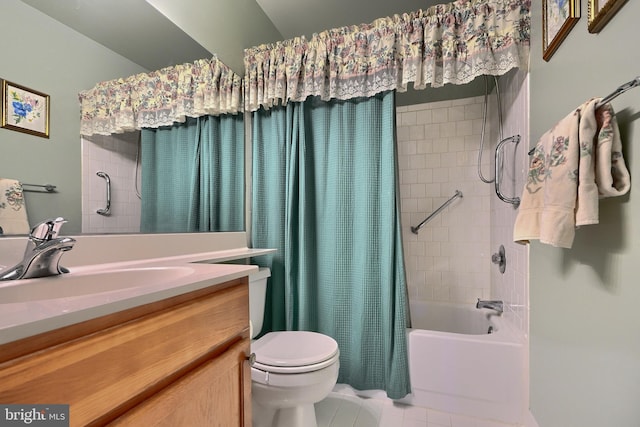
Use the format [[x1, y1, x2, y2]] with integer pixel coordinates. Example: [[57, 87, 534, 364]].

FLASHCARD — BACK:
[[79, 55, 242, 136], [244, 0, 530, 112]]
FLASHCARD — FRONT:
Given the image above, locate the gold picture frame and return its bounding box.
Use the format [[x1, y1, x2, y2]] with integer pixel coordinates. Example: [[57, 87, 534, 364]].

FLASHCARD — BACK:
[[542, 0, 581, 62], [588, 0, 628, 33], [1, 79, 50, 138]]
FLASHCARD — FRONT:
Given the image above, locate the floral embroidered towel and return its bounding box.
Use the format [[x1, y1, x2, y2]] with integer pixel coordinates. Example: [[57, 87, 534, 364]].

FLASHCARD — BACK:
[[514, 99, 631, 248], [0, 179, 29, 235]]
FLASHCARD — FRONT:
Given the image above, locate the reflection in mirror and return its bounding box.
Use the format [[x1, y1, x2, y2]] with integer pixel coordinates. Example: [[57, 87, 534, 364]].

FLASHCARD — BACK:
[[140, 115, 245, 233], [81, 113, 244, 234], [3, 0, 268, 236], [81, 132, 142, 234], [0, 179, 31, 236], [78, 58, 245, 234]]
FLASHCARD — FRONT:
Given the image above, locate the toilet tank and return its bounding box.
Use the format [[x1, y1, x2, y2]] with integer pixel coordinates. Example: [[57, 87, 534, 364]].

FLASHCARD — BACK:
[[249, 267, 270, 339]]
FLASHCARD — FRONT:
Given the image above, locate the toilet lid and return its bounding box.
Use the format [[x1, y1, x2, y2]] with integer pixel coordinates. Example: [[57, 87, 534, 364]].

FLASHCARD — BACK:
[[252, 331, 339, 368]]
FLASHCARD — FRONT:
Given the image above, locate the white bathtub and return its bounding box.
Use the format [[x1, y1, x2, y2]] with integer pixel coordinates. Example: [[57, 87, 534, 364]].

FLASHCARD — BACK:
[[399, 300, 528, 424]]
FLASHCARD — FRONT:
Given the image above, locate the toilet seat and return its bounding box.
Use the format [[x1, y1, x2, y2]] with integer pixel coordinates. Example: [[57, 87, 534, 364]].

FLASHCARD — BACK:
[[252, 331, 339, 374]]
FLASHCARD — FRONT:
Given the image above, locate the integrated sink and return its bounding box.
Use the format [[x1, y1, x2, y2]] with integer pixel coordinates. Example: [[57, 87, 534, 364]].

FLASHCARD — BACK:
[[0, 266, 196, 304]]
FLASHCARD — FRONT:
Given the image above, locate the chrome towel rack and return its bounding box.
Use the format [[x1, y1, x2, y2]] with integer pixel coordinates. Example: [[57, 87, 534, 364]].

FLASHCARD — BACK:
[[598, 76, 640, 106], [96, 171, 111, 216], [411, 190, 462, 234], [528, 76, 640, 155], [22, 183, 57, 192]]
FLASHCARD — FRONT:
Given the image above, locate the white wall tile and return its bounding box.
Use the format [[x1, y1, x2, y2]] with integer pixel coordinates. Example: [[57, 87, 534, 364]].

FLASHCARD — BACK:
[[410, 125, 425, 140], [432, 108, 449, 123], [81, 132, 141, 234], [398, 93, 492, 305], [398, 79, 528, 314], [401, 111, 418, 126], [448, 106, 466, 121], [488, 69, 530, 337], [416, 110, 433, 125]]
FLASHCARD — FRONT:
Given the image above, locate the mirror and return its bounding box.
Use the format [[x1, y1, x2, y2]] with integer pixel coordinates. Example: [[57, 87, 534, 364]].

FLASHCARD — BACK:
[[1, 0, 278, 235], [3, 0, 481, 235]]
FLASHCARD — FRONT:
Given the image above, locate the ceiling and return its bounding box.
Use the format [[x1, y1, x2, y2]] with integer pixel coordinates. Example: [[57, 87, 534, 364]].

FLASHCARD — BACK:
[[21, 0, 441, 72], [256, 0, 440, 40], [21, 0, 212, 71]]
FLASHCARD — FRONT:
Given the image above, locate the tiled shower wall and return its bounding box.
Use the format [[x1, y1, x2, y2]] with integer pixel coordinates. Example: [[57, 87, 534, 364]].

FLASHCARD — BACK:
[[397, 70, 530, 337], [397, 96, 493, 304], [489, 69, 530, 335], [81, 132, 141, 234]]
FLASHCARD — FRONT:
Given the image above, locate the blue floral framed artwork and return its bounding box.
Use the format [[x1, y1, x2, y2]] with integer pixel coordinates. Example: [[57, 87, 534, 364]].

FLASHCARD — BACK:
[[1, 79, 50, 138], [542, 0, 580, 61]]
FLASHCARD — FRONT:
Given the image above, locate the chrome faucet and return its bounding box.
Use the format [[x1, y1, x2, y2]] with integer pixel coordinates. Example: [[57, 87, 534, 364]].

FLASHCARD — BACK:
[[0, 217, 75, 281], [476, 298, 504, 315]]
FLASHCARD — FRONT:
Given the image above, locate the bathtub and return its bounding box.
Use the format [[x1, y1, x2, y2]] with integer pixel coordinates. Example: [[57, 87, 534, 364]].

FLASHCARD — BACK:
[[399, 300, 528, 424]]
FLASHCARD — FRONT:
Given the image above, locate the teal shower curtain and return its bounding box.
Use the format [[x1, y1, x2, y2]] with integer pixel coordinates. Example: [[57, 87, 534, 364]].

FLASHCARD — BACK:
[[251, 91, 410, 399], [140, 114, 244, 233]]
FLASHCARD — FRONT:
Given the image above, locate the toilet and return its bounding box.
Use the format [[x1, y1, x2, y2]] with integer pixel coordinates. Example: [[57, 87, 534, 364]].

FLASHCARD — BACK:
[[249, 267, 340, 427]]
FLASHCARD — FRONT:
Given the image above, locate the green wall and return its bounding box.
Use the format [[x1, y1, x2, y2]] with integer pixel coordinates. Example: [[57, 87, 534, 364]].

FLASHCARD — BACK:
[[529, 2, 640, 426], [1, 0, 147, 234]]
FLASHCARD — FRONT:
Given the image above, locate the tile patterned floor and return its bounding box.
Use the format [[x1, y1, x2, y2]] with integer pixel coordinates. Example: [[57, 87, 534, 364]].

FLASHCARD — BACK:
[[315, 388, 523, 427]]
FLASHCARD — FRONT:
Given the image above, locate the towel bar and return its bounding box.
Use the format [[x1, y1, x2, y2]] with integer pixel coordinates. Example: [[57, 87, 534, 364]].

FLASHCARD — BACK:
[[598, 76, 640, 106], [22, 183, 56, 192], [528, 76, 640, 155]]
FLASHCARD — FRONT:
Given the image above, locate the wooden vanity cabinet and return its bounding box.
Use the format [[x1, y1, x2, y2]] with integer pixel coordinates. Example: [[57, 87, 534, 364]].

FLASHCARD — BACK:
[[0, 277, 252, 427]]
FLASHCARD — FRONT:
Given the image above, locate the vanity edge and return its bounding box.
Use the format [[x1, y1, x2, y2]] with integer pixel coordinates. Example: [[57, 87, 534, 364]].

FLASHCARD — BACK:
[[0, 261, 258, 346]]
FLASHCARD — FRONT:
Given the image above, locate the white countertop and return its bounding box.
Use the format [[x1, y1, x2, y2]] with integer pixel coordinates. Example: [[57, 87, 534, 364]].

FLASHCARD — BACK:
[[0, 248, 275, 345]]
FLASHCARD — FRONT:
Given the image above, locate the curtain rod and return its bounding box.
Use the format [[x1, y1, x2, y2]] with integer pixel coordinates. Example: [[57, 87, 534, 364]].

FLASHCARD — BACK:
[[528, 76, 640, 156]]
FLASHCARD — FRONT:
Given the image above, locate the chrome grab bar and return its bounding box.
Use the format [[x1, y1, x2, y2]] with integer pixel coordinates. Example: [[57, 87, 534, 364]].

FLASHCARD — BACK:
[[96, 171, 111, 216], [411, 190, 462, 234], [495, 135, 521, 207]]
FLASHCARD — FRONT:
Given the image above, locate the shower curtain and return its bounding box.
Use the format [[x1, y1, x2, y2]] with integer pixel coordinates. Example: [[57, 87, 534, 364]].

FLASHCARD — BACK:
[[140, 114, 244, 233], [251, 91, 410, 399]]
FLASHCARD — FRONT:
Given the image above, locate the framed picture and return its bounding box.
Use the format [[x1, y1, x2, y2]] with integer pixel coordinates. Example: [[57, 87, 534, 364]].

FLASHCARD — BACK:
[[588, 0, 628, 33], [542, 0, 580, 62], [1, 79, 50, 138]]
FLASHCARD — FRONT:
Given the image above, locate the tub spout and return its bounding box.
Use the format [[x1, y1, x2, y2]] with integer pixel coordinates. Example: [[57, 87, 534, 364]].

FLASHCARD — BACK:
[[476, 299, 503, 315]]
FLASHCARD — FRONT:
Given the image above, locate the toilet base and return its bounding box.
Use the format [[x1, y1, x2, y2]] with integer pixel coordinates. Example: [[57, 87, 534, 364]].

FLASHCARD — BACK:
[[272, 404, 317, 427]]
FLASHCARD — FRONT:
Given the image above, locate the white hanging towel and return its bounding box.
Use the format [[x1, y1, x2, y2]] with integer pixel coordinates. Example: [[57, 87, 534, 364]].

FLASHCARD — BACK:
[[0, 178, 30, 235], [514, 99, 631, 248]]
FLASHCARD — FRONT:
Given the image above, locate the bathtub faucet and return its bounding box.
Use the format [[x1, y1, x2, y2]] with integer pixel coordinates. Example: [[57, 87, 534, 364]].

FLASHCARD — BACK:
[[476, 298, 503, 315]]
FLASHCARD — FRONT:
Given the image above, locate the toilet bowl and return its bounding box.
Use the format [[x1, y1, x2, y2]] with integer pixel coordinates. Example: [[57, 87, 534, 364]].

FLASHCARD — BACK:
[[249, 268, 340, 427]]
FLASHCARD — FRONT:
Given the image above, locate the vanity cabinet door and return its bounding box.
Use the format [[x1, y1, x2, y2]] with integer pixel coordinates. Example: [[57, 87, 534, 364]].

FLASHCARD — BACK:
[[109, 338, 251, 427], [0, 279, 250, 426]]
